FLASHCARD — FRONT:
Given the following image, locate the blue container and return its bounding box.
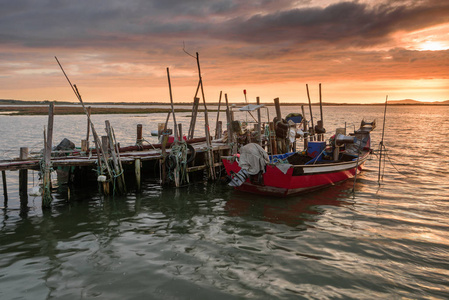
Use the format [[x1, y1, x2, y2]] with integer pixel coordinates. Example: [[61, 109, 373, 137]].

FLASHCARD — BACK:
[[286, 115, 303, 123], [307, 141, 326, 158]]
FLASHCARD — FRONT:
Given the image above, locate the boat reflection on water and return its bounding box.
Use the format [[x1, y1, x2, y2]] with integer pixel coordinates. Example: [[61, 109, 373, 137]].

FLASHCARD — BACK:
[[224, 180, 356, 228]]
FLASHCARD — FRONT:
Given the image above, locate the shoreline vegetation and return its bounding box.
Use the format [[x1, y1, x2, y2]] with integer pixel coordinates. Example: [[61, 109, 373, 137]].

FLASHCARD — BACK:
[[1, 99, 448, 115]]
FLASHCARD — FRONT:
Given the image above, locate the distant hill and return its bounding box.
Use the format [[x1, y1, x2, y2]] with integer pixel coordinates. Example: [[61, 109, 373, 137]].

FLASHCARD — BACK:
[[388, 99, 449, 104]]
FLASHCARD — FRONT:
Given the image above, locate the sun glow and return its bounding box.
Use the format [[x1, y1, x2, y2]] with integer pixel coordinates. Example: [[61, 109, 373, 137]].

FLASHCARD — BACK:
[[418, 41, 449, 51]]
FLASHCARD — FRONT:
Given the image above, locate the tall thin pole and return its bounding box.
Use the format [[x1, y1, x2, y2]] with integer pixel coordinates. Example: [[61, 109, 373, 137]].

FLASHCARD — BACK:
[[319, 83, 323, 126], [195, 52, 215, 180], [214, 91, 223, 139], [166, 67, 179, 141], [306, 84, 315, 138], [378, 95, 388, 184]]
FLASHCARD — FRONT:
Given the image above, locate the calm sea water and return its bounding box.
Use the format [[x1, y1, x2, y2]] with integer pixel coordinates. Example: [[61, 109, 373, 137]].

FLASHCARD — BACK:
[[1, 105, 448, 299]]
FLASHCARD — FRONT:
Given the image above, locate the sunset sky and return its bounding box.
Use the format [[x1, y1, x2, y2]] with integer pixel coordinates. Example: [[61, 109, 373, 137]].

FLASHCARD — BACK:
[[1, 0, 448, 104]]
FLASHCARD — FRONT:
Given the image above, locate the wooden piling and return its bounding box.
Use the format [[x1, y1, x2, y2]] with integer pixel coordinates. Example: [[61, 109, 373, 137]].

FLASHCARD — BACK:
[[306, 84, 315, 141], [256, 97, 262, 146], [2, 170, 7, 204], [188, 97, 200, 140], [19, 147, 28, 205], [81, 140, 89, 152], [86, 106, 91, 142], [166, 67, 179, 141], [42, 103, 54, 208], [106, 120, 126, 195], [136, 124, 143, 145], [301, 105, 308, 150], [195, 52, 215, 180], [274, 97, 286, 153], [214, 91, 223, 139], [135, 158, 141, 192], [216, 121, 222, 139], [225, 94, 236, 153]]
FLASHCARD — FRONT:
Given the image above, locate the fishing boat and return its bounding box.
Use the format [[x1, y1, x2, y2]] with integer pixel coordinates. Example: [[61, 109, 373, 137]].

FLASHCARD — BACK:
[[222, 120, 376, 197]]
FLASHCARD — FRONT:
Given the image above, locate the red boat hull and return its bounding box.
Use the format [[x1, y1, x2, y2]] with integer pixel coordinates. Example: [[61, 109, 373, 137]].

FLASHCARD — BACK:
[[222, 153, 369, 197]]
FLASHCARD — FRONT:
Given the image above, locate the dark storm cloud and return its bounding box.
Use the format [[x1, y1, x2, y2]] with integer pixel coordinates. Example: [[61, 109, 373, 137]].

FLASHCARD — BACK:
[[216, 1, 449, 46], [0, 0, 448, 50]]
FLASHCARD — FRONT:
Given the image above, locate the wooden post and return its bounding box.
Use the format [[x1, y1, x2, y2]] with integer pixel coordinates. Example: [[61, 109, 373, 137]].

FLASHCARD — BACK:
[[100, 135, 110, 195], [195, 52, 215, 179], [301, 105, 308, 150], [105, 120, 126, 195], [158, 123, 165, 140], [319, 83, 323, 127], [166, 67, 179, 141], [81, 140, 89, 153], [55, 57, 113, 184], [214, 91, 223, 139], [160, 131, 169, 185], [257, 97, 262, 146], [19, 147, 28, 206], [86, 106, 91, 142], [178, 123, 183, 141], [135, 158, 141, 192], [2, 170, 8, 205], [136, 124, 143, 145], [216, 121, 222, 139], [188, 97, 200, 140], [306, 84, 315, 141], [225, 94, 236, 153], [101, 136, 109, 157], [42, 103, 54, 208], [273, 97, 286, 153], [204, 123, 215, 181]]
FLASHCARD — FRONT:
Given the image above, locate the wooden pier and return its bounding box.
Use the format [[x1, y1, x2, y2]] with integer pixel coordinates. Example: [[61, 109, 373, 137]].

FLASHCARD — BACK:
[[0, 126, 232, 207]]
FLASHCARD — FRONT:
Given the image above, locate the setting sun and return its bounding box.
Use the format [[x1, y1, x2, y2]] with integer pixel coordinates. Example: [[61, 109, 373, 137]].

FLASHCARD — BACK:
[[418, 41, 449, 51]]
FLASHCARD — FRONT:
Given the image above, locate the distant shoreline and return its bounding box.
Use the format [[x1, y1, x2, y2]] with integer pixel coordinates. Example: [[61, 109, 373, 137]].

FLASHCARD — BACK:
[[0, 99, 448, 115]]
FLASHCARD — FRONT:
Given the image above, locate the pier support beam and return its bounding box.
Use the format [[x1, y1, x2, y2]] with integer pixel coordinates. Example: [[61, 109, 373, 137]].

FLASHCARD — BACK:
[[2, 170, 7, 206], [19, 147, 28, 210], [135, 158, 141, 192], [42, 103, 54, 208]]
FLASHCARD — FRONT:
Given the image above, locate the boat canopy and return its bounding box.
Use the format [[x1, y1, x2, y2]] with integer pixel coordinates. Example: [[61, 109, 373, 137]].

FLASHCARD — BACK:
[[239, 104, 265, 112]]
